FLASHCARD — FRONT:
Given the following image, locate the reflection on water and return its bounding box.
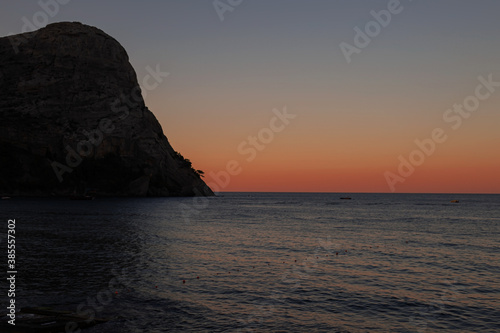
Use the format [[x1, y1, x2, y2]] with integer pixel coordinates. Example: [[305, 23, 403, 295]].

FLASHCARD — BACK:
[[1, 193, 499, 332]]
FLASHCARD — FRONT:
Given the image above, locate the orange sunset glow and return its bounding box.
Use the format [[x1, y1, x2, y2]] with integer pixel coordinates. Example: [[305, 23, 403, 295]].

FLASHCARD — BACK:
[[2, 2, 500, 333], [4, 1, 498, 194]]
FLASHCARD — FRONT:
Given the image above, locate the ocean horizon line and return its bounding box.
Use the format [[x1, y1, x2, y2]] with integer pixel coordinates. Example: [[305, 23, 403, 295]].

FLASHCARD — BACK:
[[218, 191, 500, 195]]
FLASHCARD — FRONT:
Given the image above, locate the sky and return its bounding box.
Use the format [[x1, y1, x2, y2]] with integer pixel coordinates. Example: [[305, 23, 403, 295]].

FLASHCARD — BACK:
[[2, 0, 500, 193]]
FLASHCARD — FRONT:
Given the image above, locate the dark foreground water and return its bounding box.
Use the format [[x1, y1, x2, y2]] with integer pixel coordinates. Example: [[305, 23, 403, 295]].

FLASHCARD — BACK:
[[1, 193, 499, 332]]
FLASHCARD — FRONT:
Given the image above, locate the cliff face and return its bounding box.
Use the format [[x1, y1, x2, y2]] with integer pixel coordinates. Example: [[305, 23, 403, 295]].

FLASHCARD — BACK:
[[0, 22, 213, 196]]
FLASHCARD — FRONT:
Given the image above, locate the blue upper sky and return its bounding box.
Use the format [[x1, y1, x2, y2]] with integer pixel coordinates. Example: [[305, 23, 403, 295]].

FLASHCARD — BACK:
[[2, 1, 500, 192]]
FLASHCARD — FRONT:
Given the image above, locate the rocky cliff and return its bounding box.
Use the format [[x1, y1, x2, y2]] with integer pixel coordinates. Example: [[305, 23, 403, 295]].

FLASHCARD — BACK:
[[0, 22, 213, 197]]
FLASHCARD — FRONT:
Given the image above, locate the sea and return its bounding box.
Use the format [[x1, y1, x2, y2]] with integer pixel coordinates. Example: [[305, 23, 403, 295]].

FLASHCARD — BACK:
[[1, 192, 499, 332]]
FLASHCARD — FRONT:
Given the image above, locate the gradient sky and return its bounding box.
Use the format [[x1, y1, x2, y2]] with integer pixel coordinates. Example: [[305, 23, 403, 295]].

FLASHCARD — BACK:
[[2, 0, 500, 193]]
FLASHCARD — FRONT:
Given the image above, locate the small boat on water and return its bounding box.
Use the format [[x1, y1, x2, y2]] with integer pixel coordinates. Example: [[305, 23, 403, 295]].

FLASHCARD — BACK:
[[1, 197, 11, 200], [450, 200, 459, 203], [340, 197, 352, 200]]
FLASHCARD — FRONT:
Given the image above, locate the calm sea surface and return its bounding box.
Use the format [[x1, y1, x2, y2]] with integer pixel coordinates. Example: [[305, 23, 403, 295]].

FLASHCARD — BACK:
[[1, 193, 499, 332]]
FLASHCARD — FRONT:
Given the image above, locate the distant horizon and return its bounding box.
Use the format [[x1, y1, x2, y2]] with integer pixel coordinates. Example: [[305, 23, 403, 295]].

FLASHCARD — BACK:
[[217, 191, 500, 195], [2, 3, 498, 331], [2, 1, 499, 194]]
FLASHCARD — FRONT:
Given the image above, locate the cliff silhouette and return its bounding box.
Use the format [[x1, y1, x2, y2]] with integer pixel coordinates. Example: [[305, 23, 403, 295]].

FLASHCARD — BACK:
[[0, 22, 213, 197]]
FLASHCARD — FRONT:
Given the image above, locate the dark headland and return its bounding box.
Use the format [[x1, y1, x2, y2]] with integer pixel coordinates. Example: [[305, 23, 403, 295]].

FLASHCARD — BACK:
[[0, 22, 213, 197]]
